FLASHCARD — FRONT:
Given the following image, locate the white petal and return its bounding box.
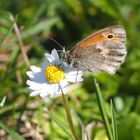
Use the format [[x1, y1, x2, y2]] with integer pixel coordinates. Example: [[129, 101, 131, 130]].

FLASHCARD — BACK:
[[65, 74, 83, 82], [40, 89, 49, 98], [26, 71, 34, 78], [51, 49, 60, 61], [66, 70, 83, 76], [30, 91, 40, 96], [26, 80, 47, 90], [64, 69, 83, 83], [77, 77, 84, 82], [51, 49, 61, 65], [65, 76, 77, 82], [39, 84, 57, 98], [39, 83, 54, 98], [55, 87, 68, 97], [60, 80, 68, 87], [61, 87, 68, 94], [49, 84, 59, 97], [58, 83, 68, 95], [77, 70, 84, 75], [53, 84, 59, 97], [45, 53, 54, 63], [30, 66, 41, 73], [45, 49, 59, 64]]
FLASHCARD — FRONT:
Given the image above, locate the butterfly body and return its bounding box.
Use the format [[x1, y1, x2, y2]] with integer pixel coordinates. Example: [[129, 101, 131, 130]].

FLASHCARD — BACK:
[[63, 25, 127, 74]]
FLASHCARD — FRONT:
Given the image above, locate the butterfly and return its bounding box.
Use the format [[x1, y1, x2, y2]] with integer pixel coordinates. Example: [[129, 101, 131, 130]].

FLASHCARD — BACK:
[[62, 25, 127, 74]]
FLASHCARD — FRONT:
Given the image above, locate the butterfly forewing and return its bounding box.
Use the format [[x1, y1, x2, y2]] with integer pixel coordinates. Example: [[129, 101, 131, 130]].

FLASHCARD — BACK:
[[67, 25, 127, 74]]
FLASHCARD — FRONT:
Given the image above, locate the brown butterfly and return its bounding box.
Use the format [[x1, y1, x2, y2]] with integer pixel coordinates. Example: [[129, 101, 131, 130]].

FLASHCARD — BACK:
[[62, 25, 127, 74]]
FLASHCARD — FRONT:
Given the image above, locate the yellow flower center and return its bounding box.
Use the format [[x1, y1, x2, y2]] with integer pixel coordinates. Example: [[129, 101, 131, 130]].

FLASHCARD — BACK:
[[45, 65, 64, 84]]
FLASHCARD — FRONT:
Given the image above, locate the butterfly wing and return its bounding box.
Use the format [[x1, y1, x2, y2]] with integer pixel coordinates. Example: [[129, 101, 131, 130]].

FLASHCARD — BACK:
[[69, 25, 127, 74]]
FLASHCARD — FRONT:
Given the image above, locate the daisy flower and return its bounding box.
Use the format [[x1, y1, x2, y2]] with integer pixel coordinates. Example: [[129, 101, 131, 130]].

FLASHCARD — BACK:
[[26, 49, 83, 99]]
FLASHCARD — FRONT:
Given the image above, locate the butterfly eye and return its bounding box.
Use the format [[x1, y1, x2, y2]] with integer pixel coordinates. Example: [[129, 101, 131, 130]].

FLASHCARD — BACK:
[[107, 34, 113, 39]]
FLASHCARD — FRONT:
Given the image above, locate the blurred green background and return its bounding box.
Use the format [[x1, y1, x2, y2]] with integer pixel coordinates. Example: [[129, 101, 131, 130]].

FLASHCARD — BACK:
[[0, 0, 140, 140]]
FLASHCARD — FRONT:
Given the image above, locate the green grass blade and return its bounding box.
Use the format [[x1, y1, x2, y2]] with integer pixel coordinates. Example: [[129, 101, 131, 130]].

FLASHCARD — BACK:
[[94, 78, 113, 140], [0, 22, 14, 47], [71, 110, 90, 140], [21, 17, 60, 39], [111, 100, 118, 140], [0, 120, 25, 140]]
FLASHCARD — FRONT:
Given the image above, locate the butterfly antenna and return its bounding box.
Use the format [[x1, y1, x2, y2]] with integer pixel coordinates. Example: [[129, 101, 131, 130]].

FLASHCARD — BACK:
[[48, 37, 64, 50]]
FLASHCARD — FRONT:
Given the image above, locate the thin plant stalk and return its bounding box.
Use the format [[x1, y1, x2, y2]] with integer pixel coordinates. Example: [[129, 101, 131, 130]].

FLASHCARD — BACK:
[[59, 84, 80, 140], [9, 14, 30, 68], [94, 79, 113, 140]]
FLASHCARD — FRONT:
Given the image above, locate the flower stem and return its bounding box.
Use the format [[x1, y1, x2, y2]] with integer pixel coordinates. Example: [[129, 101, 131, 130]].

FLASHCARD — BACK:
[[94, 79, 113, 140], [59, 85, 80, 140]]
